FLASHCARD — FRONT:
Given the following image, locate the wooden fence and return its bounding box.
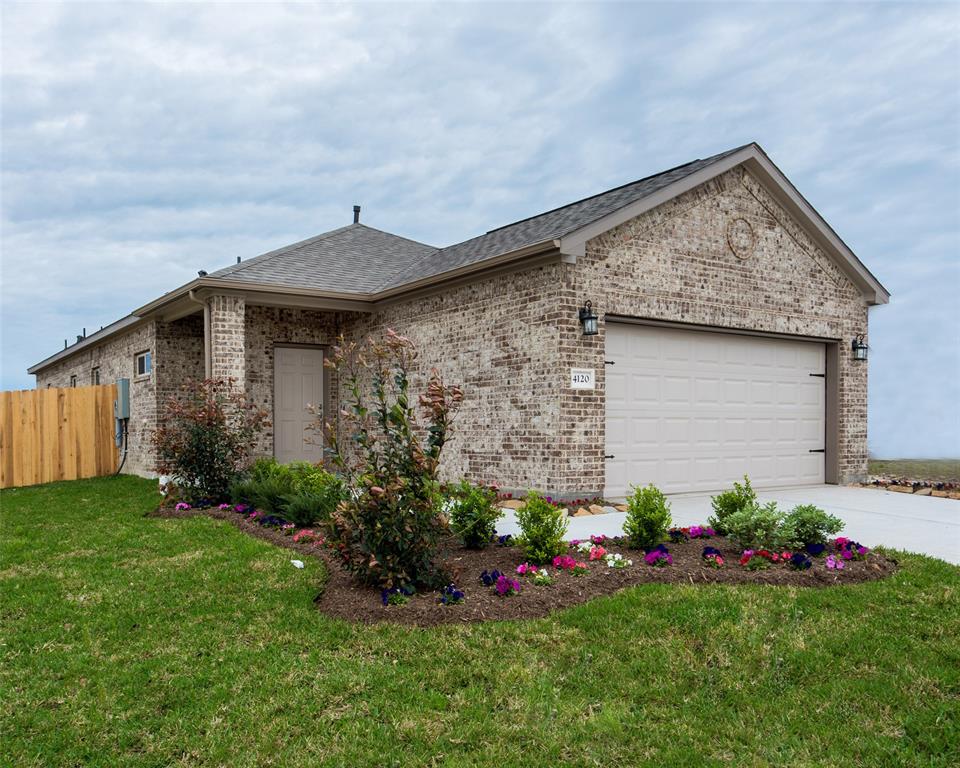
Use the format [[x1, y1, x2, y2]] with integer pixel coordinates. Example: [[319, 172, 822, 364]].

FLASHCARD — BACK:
[[0, 384, 119, 489]]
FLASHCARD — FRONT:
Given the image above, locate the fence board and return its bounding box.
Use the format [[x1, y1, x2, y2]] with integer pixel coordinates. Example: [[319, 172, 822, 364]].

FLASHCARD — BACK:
[[0, 384, 119, 489]]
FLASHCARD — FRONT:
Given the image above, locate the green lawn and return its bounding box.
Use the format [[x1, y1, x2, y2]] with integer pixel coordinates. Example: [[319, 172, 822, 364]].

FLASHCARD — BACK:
[[2, 477, 958, 767], [868, 458, 960, 484]]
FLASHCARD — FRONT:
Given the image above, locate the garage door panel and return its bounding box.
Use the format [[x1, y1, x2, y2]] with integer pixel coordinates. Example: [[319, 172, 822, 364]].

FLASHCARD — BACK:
[[605, 324, 826, 497], [724, 379, 748, 404], [631, 374, 660, 403], [750, 380, 775, 404], [663, 376, 691, 404], [606, 371, 628, 404]]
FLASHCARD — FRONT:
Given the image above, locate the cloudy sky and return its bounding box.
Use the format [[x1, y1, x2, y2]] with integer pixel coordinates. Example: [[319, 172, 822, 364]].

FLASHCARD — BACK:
[[2, 1, 958, 457]]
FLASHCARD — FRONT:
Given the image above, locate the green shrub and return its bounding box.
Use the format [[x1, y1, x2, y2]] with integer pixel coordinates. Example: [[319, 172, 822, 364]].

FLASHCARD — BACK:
[[515, 491, 569, 564], [724, 501, 789, 551], [282, 493, 329, 527], [321, 330, 464, 589], [447, 479, 502, 549], [230, 458, 346, 524], [783, 504, 844, 546], [152, 378, 269, 503], [228, 477, 257, 506], [623, 484, 672, 549], [708, 475, 757, 534], [250, 473, 296, 515]]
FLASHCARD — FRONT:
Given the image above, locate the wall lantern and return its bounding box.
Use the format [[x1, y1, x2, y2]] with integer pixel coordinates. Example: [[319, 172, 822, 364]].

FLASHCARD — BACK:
[[579, 300, 599, 336], [851, 334, 869, 361]]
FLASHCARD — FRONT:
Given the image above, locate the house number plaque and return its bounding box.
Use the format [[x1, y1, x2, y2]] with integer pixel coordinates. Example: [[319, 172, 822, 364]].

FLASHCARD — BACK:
[[570, 368, 595, 390]]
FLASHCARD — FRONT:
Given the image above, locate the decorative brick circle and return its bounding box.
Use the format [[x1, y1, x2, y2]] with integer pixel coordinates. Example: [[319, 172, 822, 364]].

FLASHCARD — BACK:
[[726, 217, 757, 260]]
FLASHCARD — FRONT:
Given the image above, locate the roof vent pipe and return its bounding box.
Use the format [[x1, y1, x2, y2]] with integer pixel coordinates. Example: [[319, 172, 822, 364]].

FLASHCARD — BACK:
[[237, 256, 241, 263], [353, 205, 361, 224]]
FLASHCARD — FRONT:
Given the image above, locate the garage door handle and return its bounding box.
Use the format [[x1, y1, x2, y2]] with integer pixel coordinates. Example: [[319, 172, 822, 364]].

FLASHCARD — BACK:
[[809, 449, 825, 453], [604, 454, 615, 459]]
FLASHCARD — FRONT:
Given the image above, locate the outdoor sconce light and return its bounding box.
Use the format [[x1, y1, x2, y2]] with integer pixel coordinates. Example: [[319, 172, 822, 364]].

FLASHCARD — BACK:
[[851, 334, 868, 361], [579, 300, 599, 336]]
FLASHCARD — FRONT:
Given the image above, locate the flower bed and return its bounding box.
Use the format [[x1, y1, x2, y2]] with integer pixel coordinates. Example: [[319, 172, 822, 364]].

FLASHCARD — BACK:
[[153, 502, 898, 628]]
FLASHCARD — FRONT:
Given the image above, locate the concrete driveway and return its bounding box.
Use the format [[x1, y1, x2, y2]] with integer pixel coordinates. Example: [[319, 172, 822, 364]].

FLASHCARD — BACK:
[[496, 485, 960, 565]]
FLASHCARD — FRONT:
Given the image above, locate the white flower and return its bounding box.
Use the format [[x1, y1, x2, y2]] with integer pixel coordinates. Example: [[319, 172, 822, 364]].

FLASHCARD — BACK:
[[290, 560, 305, 569]]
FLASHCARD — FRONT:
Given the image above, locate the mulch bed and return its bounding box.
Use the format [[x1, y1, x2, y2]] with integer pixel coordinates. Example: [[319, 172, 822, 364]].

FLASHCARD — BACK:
[[152, 504, 899, 628]]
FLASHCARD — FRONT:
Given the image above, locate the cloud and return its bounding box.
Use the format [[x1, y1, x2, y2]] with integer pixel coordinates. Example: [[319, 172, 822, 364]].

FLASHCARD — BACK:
[[2, 0, 958, 457]]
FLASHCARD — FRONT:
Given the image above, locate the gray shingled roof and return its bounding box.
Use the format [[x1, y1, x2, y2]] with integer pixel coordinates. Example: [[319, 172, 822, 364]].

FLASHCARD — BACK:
[[385, 145, 749, 289], [209, 223, 437, 293], [209, 145, 749, 295]]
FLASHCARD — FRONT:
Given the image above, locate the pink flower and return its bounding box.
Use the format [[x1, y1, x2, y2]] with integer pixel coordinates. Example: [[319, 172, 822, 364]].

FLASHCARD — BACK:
[[175, 502, 191, 511], [516, 563, 538, 575], [552, 555, 577, 570], [218, 503, 231, 511], [589, 545, 607, 561]]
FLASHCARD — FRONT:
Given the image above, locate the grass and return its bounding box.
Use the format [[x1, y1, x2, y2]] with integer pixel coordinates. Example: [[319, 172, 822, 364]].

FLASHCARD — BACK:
[[2, 477, 959, 767], [868, 458, 960, 483]]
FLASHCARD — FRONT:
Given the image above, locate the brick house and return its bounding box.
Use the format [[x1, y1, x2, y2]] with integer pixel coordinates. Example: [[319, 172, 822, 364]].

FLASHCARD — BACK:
[[29, 143, 889, 498]]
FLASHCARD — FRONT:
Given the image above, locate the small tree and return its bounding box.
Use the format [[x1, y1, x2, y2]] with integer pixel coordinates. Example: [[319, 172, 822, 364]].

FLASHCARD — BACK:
[[321, 330, 463, 589], [153, 378, 269, 503]]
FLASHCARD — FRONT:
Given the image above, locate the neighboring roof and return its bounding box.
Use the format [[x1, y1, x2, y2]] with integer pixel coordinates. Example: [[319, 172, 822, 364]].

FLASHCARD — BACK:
[[29, 142, 891, 375], [384, 145, 749, 289], [209, 223, 438, 293]]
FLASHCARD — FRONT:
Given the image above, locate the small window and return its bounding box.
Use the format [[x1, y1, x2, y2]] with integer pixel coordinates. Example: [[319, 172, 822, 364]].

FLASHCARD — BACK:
[[69, 375, 77, 388], [91, 367, 100, 385], [135, 351, 152, 378]]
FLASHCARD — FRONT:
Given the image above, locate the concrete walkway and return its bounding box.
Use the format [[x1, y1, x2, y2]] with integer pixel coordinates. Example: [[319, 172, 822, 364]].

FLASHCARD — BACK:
[[496, 485, 960, 565]]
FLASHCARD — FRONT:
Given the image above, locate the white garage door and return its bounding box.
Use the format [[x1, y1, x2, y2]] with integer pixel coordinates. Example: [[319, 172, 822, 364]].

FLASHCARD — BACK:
[[604, 324, 825, 497], [274, 346, 324, 464]]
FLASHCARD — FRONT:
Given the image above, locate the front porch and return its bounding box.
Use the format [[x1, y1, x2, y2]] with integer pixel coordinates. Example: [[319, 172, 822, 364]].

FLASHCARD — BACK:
[[158, 292, 372, 463]]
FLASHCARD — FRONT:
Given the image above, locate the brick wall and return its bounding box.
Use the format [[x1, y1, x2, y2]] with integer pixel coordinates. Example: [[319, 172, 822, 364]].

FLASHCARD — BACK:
[[210, 295, 246, 384], [34, 320, 159, 476], [347, 264, 567, 491]]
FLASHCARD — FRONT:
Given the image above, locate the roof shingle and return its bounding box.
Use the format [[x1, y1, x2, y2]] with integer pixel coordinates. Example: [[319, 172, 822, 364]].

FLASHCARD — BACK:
[[209, 145, 750, 295]]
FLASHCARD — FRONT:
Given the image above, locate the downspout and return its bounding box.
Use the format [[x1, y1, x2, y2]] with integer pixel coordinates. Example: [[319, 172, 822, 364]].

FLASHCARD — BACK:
[[187, 289, 212, 378]]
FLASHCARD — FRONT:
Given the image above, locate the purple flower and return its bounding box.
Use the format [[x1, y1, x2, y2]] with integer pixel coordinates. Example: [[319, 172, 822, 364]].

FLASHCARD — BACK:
[[644, 549, 672, 567], [480, 569, 502, 587], [494, 575, 520, 596]]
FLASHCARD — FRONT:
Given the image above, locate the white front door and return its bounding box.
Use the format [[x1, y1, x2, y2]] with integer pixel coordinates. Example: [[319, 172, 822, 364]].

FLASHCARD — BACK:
[[273, 346, 324, 464], [604, 323, 826, 497]]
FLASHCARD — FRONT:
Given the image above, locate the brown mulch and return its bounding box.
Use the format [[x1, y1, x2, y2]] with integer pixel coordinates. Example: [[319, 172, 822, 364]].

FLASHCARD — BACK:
[[152, 504, 898, 628]]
